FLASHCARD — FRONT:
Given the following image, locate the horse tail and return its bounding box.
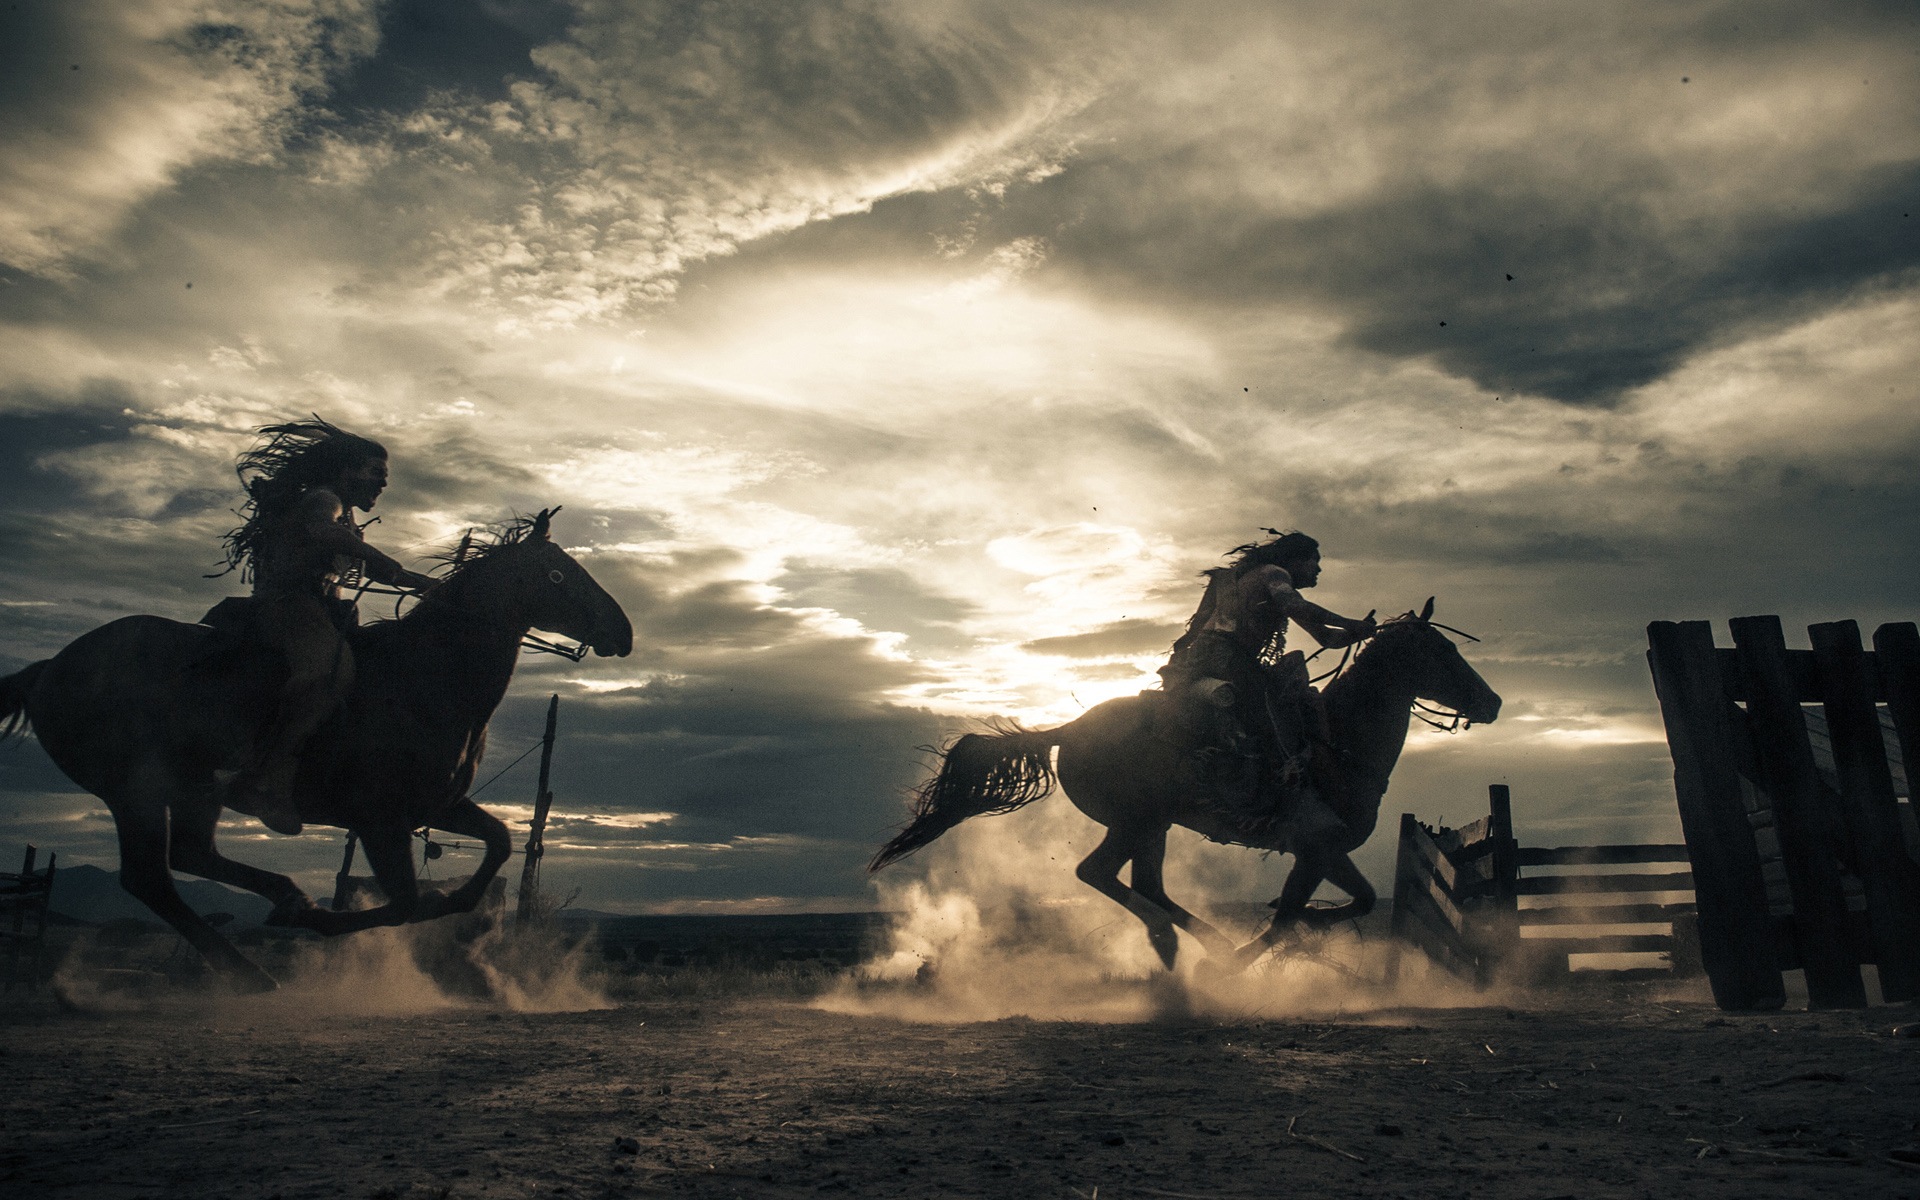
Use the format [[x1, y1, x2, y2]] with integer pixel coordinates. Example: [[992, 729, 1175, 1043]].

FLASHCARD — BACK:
[[870, 723, 1059, 871], [0, 661, 47, 741]]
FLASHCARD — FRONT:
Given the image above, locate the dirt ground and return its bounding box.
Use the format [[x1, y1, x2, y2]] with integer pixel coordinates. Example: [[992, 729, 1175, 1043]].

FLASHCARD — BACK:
[[3, 969, 1919, 1200]]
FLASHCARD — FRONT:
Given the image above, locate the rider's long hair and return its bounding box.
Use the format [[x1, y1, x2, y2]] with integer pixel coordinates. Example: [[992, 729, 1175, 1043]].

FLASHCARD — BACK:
[[1166, 529, 1320, 658], [212, 416, 387, 579]]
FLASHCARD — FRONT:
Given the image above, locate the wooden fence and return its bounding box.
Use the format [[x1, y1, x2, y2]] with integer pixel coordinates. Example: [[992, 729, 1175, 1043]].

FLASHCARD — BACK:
[[1646, 616, 1920, 1010], [1386, 785, 1700, 986], [1, 844, 58, 992]]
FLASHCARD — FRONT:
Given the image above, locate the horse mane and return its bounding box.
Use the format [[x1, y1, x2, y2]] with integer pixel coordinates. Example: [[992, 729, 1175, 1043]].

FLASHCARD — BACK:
[[350, 512, 553, 636], [419, 513, 546, 582]]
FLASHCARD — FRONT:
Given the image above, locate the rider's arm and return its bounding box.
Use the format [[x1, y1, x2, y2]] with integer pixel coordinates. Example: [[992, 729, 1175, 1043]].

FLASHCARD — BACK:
[[292, 490, 436, 591], [1256, 566, 1375, 648]]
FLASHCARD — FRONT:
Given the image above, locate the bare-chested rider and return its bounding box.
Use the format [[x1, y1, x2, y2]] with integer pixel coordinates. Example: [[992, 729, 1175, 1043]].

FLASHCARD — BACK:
[[1161, 530, 1374, 823], [215, 418, 436, 836]]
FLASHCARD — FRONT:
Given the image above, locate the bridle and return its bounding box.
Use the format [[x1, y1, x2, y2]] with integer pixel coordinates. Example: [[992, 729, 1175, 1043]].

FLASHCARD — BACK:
[[1309, 612, 1484, 731], [348, 574, 590, 661]]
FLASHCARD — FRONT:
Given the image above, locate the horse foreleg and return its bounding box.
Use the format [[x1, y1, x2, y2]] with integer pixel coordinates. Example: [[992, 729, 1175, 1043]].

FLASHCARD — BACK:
[[109, 776, 277, 993], [411, 800, 512, 922], [288, 826, 420, 936], [1226, 847, 1377, 970], [1127, 830, 1235, 959], [1075, 825, 1179, 969]]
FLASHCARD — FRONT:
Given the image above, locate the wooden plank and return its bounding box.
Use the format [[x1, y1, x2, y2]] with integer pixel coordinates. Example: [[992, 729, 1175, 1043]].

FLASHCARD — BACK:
[[1400, 887, 1478, 976], [1519, 932, 1676, 954], [1389, 815, 1481, 981], [1810, 621, 1920, 1000], [1517, 844, 1691, 867], [1455, 814, 1496, 848], [1520, 902, 1696, 925], [1730, 615, 1866, 1008], [1648, 621, 1784, 1009], [1804, 708, 1908, 799], [1716, 647, 1822, 702], [1404, 855, 1468, 935], [1518, 871, 1695, 895], [1876, 625, 1920, 810], [1406, 819, 1461, 896]]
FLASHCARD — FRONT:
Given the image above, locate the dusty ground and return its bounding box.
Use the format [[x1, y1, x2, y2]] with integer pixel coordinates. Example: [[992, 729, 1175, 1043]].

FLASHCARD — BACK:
[[3, 973, 1918, 1200]]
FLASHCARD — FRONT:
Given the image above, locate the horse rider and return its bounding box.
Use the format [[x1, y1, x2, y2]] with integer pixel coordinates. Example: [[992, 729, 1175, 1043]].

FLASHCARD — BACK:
[[1159, 530, 1376, 830], [213, 418, 437, 836]]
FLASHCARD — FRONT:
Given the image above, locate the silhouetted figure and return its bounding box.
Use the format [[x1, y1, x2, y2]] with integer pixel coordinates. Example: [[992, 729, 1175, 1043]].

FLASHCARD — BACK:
[[1159, 531, 1375, 833], [0, 509, 632, 990], [213, 419, 437, 835], [873, 599, 1500, 973]]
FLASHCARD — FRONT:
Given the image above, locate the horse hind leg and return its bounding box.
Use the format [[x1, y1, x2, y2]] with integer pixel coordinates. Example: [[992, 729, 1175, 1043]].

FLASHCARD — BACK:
[[166, 788, 312, 920], [109, 765, 278, 993], [1075, 825, 1181, 970], [1126, 830, 1236, 960]]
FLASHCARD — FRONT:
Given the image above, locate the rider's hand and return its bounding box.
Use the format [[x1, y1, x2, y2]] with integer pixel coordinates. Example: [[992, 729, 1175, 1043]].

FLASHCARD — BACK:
[[1328, 613, 1376, 647]]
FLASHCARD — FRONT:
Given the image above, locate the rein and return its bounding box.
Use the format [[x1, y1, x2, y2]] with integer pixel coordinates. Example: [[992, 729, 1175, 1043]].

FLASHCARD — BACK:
[[1314, 612, 1485, 731], [359, 582, 590, 660]]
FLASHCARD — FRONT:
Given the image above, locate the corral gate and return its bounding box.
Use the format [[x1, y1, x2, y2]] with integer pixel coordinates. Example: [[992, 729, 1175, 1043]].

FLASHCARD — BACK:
[[1646, 617, 1920, 1010]]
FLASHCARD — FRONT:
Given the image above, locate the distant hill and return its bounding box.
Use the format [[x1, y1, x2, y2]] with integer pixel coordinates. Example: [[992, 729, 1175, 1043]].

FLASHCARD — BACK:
[[48, 863, 274, 926]]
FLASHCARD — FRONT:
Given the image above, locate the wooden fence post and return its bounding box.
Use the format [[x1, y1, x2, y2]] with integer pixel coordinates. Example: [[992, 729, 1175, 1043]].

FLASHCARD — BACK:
[[1482, 784, 1520, 983], [1729, 615, 1864, 1007], [1874, 621, 1920, 822], [515, 694, 561, 924], [1384, 813, 1419, 988], [1647, 621, 1784, 1009], [1809, 621, 1920, 1001]]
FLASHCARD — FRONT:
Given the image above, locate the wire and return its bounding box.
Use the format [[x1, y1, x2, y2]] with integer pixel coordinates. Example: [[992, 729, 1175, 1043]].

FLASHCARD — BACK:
[[467, 738, 544, 799]]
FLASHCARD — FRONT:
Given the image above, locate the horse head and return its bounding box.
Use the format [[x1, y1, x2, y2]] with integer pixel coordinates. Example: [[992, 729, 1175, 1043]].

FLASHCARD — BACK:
[[437, 508, 633, 657], [1361, 598, 1501, 727]]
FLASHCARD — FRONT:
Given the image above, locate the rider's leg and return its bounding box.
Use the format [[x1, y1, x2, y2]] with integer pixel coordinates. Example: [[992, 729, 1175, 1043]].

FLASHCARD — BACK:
[[1127, 829, 1236, 957], [1075, 825, 1180, 969], [236, 594, 355, 835]]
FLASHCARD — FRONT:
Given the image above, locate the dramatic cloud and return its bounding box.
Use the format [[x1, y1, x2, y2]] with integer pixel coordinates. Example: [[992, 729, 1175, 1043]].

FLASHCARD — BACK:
[[2, 0, 1915, 912], [0, 0, 380, 277]]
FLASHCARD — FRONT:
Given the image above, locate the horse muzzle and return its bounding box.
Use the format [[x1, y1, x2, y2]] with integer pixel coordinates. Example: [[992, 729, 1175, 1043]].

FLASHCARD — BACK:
[[590, 618, 634, 658]]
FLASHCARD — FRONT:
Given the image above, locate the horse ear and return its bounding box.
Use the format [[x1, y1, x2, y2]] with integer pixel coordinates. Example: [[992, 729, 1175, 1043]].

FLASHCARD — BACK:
[[532, 508, 556, 541], [1419, 596, 1435, 622]]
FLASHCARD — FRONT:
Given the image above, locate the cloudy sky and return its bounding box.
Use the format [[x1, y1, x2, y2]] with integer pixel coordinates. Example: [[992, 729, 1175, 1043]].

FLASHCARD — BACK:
[[2, 0, 1916, 916]]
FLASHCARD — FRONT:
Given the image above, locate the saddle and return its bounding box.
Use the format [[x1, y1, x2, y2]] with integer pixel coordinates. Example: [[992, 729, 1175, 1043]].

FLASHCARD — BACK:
[[1150, 651, 1325, 844]]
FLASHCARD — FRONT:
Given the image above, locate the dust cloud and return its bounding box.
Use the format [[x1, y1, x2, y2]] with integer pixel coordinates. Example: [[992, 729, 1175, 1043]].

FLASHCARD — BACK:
[[824, 796, 1498, 1023], [50, 902, 612, 1016], [272, 905, 614, 1016]]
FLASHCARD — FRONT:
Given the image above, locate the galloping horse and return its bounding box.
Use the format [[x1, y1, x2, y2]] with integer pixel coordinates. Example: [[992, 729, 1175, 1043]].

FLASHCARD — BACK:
[[871, 602, 1500, 971], [0, 509, 631, 991]]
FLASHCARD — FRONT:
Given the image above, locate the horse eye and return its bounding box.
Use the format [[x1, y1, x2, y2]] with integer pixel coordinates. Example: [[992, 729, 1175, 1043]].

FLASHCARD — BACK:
[[548, 569, 564, 584]]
